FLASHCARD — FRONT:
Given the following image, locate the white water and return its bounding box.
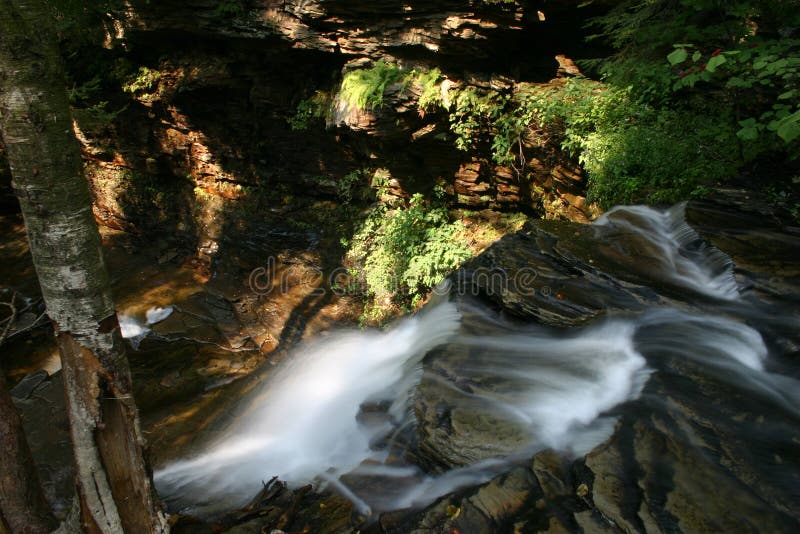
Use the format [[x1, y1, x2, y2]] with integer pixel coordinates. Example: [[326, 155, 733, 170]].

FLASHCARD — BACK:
[[635, 308, 800, 415], [155, 297, 653, 515], [594, 203, 740, 300], [119, 305, 174, 349], [154, 205, 800, 518], [155, 299, 464, 511], [146, 305, 174, 324], [450, 317, 650, 456]]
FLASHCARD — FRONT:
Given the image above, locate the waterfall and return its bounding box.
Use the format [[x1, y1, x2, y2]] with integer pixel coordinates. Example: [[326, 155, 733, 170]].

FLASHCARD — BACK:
[[154, 204, 799, 518], [594, 202, 740, 300]]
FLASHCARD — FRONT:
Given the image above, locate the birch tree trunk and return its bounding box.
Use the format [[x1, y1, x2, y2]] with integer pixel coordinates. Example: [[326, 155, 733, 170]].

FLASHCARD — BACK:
[[0, 1, 169, 532]]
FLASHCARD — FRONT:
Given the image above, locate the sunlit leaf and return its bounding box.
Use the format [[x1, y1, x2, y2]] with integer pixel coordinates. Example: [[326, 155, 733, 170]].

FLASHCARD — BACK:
[[706, 55, 726, 73], [667, 48, 688, 66]]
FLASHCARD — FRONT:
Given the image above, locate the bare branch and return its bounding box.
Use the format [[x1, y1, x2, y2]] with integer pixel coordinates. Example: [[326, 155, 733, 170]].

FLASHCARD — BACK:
[[0, 292, 18, 347]]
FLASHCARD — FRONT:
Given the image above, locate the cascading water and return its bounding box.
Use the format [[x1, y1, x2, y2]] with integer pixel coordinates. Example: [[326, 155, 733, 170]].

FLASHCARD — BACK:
[[155, 299, 463, 512], [154, 204, 800, 520], [155, 297, 654, 515], [594, 202, 740, 300]]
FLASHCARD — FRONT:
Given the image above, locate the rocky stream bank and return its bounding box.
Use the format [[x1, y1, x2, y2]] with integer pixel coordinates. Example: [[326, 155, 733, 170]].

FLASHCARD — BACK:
[[3, 189, 799, 533]]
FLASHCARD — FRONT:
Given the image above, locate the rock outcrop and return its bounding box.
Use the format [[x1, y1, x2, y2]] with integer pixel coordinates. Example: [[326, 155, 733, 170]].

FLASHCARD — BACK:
[[411, 197, 800, 532], [63, 0, 605, 249]]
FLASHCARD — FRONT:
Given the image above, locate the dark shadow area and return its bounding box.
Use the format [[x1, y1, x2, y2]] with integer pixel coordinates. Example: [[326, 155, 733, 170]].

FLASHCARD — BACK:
[[0, 140, 20, 215], [274, 284, 334, 355]]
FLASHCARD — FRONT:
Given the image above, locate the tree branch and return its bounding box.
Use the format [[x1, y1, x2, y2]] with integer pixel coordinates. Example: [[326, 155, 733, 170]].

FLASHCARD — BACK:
[[0, 293, 18, 347]]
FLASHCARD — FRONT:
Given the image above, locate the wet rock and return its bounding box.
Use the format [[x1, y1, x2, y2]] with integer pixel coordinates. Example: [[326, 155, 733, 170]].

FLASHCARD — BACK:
[[116, 1, 529, 63], [584, 412, 800, 533], [531, 450, 572, 501], [148, 291, 255, 351], [411, 200, 800, 533], [686, 193, 800, 301], [66, 0, 607, 238], [414, 215, 693, 468], [415, 344, 532, 468], [381, 467, 539, 534], [453, 221, 666, 327]]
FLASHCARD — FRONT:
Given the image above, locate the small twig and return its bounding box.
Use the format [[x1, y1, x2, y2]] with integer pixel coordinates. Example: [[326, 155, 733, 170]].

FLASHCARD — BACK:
[[4, 309, 48, 342], [0, 293, 18, 347]]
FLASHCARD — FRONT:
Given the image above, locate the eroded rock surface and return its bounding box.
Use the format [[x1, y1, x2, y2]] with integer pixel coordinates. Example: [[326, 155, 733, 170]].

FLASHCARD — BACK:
[[412, 198, 800, 533]]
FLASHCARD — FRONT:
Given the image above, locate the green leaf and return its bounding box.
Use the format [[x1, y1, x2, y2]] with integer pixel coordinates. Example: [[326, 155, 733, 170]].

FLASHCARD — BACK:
[[668, 48, 688, 65], [737, 126, 759, 141], [726, 76, 752, 89], [777, 121, 800, 143], [706, 55, 726, 73], [776, 110, 800, 143], [692, 51, 702, 62]]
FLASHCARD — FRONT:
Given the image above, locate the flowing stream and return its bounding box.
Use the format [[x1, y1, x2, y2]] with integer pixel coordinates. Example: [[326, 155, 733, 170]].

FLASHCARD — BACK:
[[154, 204, 800, 518]]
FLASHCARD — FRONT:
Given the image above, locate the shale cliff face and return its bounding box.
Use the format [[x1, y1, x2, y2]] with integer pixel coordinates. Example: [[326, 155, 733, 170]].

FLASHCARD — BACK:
[[60, 0, 606, 249], [118, 0, 579, 72]]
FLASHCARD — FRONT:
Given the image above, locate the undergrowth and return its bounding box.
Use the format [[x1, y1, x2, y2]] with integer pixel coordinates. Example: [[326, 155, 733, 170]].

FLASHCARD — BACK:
[[344, 193, 472, 324], [288, 91, 331, 131]]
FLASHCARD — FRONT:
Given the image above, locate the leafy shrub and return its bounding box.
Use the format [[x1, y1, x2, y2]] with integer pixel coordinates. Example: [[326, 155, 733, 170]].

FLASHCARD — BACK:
[[538, 80, 741, 206], [448, 87, 509, 151], [587, 0, 800, 158], [336, 62, 448, 115], [346, 194, 472, 321], [667, 39, 800, 149], [214, 0, 245, 17], [72, 102, 128, 130], [336, 170, 366, 203], [68, 75, 127, 130], [449, 77, 739, 208]]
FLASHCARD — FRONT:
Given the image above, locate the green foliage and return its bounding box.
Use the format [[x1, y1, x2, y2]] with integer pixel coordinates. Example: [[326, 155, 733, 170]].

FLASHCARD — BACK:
[[214, 0, 245, 17], [578, 0, 800, 205], [335, 63, 445, 117], [336, 170, 365, 203], [448, 87, 509, 151], [338, 60, 407, 111], [68, 75, 103, 103], [370, 168, 392, 197], [68, 75, 127, 129], [346, 194, 472, 320], [667, 39, 800, 147], [460, 77, 738, 208], [72, 102, 127, 129], [122, 66, 161, 95], [580, 106, 735, 206], [287, 91, 331, 131], [410, 68, 445, 112]]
